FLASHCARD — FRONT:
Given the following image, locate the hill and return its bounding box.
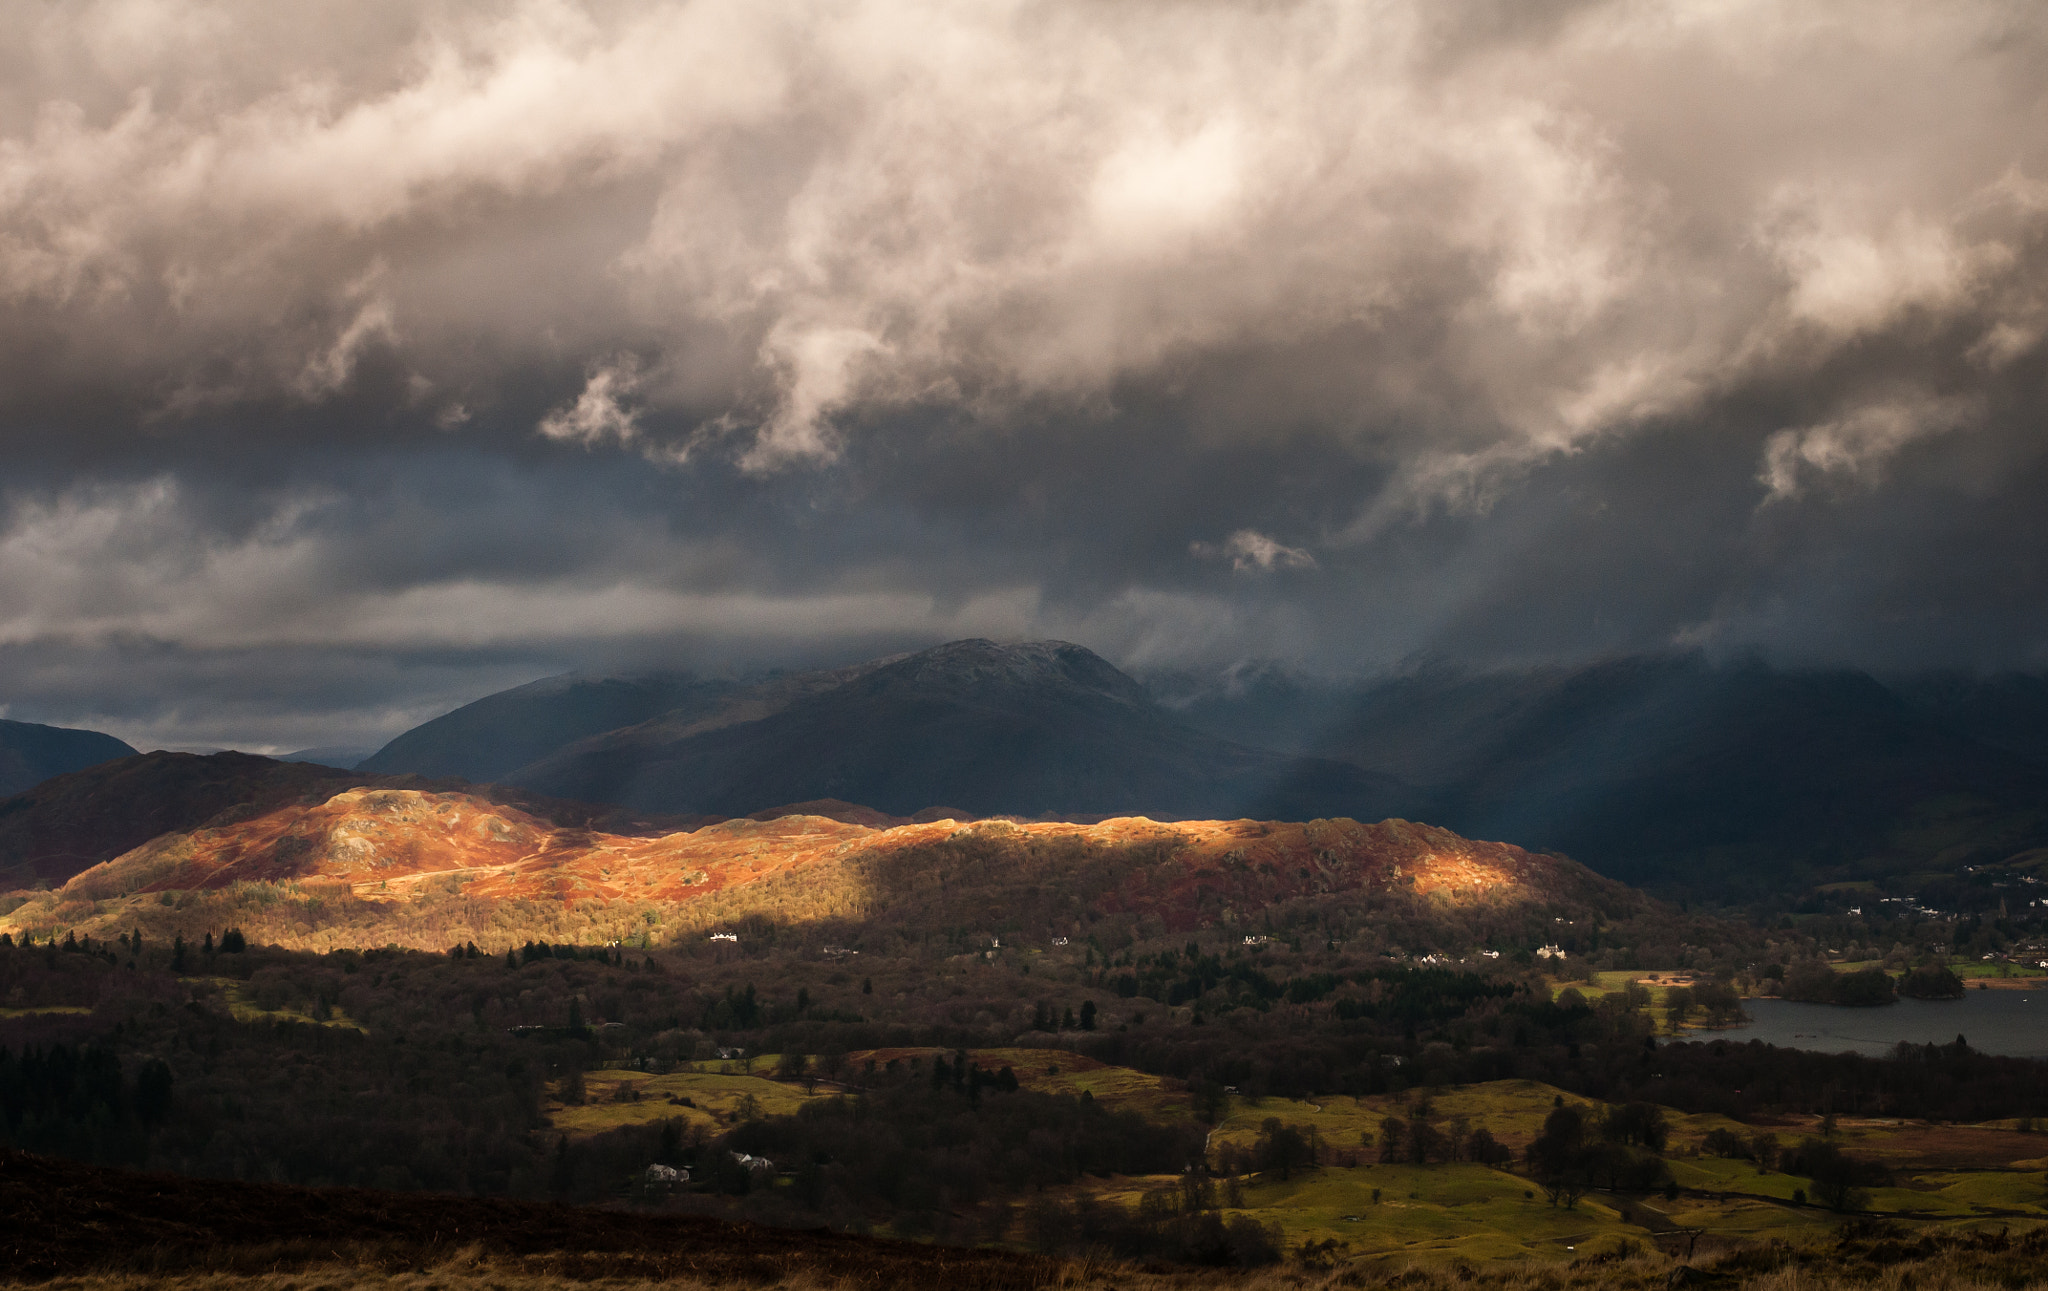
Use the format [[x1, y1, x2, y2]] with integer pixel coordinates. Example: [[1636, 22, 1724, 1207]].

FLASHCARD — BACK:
[[1156, 655, 2048, 898], [367, 640, 1409, 823], [0, 750, 705, 888], [0, 718, 137, 799], [0, 751, 367, 887], [31, 785, 1631, 951]]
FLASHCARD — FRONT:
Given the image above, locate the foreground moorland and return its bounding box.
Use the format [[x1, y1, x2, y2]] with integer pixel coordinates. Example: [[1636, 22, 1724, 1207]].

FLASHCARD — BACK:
[[6, 1145, 2048, 1291]]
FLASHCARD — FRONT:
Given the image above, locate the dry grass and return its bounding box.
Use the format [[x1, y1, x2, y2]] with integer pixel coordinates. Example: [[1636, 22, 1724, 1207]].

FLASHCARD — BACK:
[[20, 1225, 2048, 1291]]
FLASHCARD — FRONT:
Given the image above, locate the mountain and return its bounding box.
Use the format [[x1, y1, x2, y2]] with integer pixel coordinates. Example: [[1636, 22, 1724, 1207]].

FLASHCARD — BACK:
[[357, 673, 744, 783], [1157, 655, 2048, 897], [369, 640, 1409, 823], [280, 746, 377, 769], [0, 719, 138, 799], [1886, 671, 2048, 765]]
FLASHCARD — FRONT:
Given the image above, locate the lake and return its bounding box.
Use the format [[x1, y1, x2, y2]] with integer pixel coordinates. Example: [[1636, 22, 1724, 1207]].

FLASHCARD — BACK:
[[1701, 991, 2048, 1058]]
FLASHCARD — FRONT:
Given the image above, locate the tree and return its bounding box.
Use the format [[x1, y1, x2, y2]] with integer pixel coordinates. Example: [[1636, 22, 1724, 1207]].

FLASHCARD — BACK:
[[1255, 1119, 1318, 1180], [1602, 1101, 1669, 1151], [1407, 1116, 1447, 1164], [1466, 1126, 1513, 1167], [1787, 1138, 1884, 1212], [1664, 986, 1693, 1030], [1527, 1105, 1593, 1208], [1702, 1128, 1751, 1159], [1750, 1131, 1781, 1172], [549, 1135, 573, 1196], [1897, 963, 1965, 999], [817, 1047, 847, 1086], [134, 1058, 173, 1128], [1378, 1116, 1406, 1163], [1831, 967, 1896, 1007]]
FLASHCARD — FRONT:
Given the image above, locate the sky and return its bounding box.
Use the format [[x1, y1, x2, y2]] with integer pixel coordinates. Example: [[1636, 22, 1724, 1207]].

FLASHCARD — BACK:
[[1, 0, 2046, 753]]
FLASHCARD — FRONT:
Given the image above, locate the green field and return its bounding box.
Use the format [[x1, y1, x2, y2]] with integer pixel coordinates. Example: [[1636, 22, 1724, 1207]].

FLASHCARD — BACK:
[[545, 1054, 2048, 1264], [1084, 1161, 1647, 1263], [203, 977, 363, 1031], [1912, 1170, 2048, 1214], [550, 1060, 821, 1137]]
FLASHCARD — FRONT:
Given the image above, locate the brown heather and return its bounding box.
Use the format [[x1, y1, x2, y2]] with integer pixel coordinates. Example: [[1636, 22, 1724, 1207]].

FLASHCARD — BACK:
[[7, 788, 1626, 952], [20, 1226, 2048, 1291]]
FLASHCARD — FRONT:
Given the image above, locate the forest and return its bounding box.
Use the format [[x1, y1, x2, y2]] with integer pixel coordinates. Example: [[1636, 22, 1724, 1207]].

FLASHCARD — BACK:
[[4, 867, 2047, 1267]]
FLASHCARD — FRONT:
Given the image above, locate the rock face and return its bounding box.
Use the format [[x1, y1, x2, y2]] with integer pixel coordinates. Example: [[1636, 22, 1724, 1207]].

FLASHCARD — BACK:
[[363, 640, 1409, 823], [0, 719, 137, 800]]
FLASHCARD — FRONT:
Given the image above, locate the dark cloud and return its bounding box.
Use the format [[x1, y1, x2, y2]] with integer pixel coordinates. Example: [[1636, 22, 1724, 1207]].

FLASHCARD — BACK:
[[0, 1, 2044, 747]]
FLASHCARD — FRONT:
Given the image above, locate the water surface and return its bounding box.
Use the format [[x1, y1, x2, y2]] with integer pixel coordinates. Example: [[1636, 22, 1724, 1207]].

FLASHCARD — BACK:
[[1703, 992, 2048, 1058]]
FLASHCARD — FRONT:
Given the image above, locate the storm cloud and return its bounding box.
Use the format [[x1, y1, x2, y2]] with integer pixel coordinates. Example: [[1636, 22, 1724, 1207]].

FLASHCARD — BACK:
[[1, 0, 2045, 749]]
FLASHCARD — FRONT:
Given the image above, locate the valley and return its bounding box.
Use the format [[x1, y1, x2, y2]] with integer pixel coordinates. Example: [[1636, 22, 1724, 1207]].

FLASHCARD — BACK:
[[3, 642, 2047, 1283]]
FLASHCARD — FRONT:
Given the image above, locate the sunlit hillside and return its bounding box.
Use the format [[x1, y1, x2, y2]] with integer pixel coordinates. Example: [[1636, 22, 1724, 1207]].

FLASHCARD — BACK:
[[7, 787, 1633, 952]]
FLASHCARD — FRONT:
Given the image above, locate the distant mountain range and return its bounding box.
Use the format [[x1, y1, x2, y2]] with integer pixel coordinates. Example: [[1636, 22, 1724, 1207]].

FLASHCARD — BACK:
[[361, 639, 1404, 824], [6, 642, 2046, 902], [280, 746, 378, 769], [0, 719, 137, 799], [1152, 655, 2048, 897], [346, 642, 2048, 898]]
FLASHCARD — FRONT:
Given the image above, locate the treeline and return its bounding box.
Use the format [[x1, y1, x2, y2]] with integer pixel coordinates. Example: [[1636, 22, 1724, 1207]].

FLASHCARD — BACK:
[[1774, 960, 1897, 1006], [0, 1043, 172, 1164], [1096, 947, 1520, 1024], [1520, 1102, 1670, 1205], [1569, 1034, 2048, 1123], [542, 1056, 1212, 1251], [722, 1062, 1203, 1211]]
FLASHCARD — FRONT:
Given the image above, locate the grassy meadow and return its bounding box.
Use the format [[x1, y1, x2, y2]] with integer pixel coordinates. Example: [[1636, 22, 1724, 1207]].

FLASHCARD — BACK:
[[542, 1042, 2048, 1269]]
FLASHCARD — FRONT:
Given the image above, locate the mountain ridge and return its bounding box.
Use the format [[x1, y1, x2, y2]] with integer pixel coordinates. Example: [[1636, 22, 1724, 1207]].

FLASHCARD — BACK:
[[1152, 652, 2048, 895], [366, 639, 1409, 824], [0, 718, 138, 800]]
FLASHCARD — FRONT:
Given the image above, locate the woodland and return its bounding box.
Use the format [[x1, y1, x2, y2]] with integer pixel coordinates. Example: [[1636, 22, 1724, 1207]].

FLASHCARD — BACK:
[[5, 862, 2048, 1266]]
